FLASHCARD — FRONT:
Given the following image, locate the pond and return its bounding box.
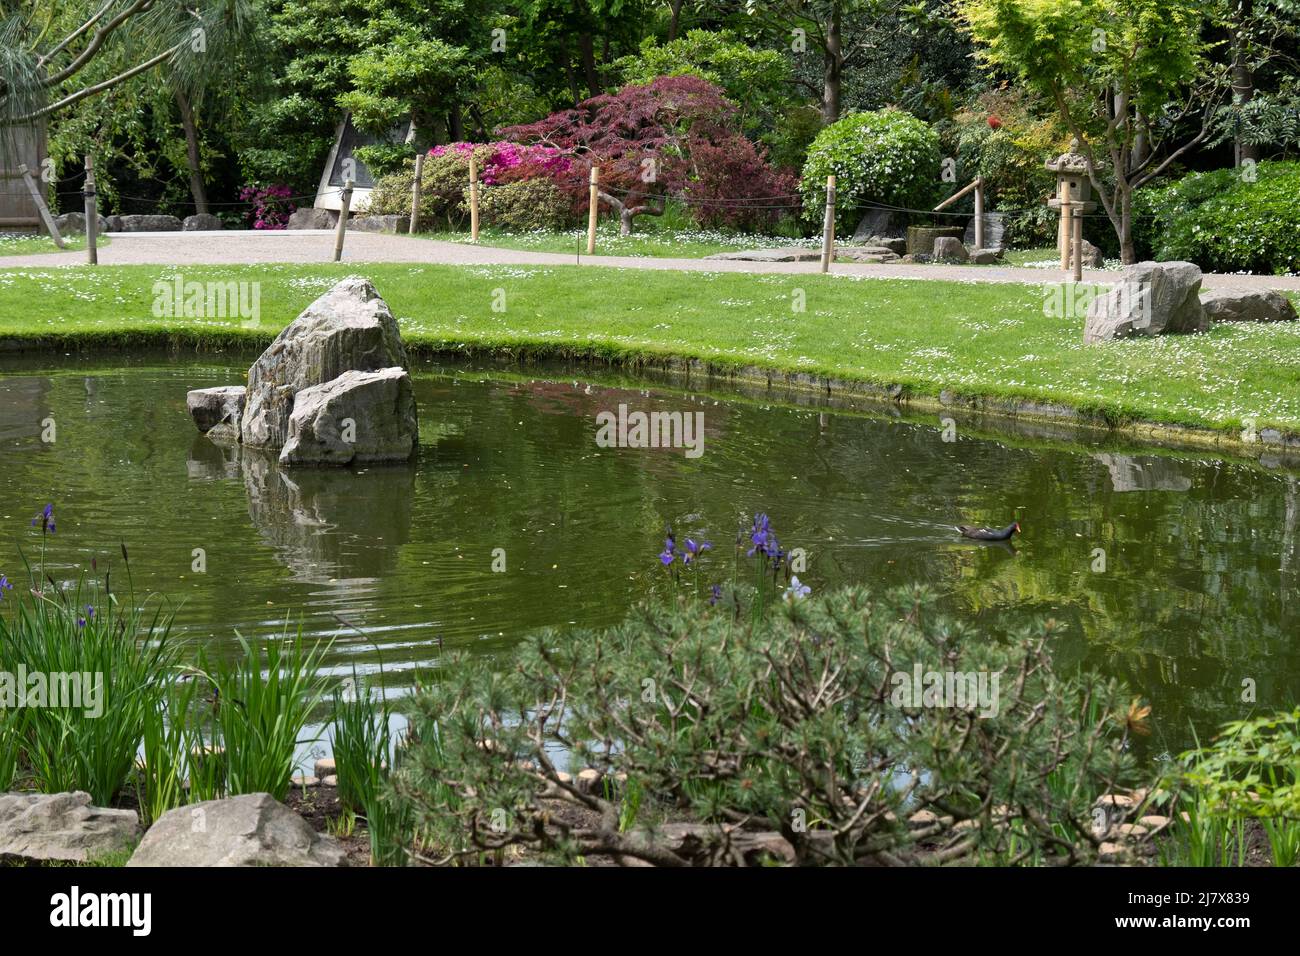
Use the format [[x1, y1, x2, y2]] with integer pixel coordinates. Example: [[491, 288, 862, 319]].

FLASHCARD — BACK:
[[1, 352, 1297, 762]]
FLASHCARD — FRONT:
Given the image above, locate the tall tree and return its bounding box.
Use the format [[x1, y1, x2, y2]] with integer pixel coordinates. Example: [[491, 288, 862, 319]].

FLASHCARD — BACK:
[[957, 0, 1224, 263]]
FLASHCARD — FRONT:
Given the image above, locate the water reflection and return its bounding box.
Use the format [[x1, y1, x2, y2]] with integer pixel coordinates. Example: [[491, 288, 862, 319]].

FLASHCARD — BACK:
[[2, 355, 1299, 757]]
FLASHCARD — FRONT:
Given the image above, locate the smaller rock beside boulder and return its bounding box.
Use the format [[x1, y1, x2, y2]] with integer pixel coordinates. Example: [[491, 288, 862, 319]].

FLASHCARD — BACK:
[[970, 248, 1001, 265], [183, 213, 223, 231], [126, 793, 347, 867], [187, 385, 246, 443], [118, 214, 183, 232], [932, 236, 969, 263], [0, 791, 139, 863], [1200, 287, 1298, 324], [280, 368, 418, 466], [104, 215, 124, 232], [287, 207, 338, 230]]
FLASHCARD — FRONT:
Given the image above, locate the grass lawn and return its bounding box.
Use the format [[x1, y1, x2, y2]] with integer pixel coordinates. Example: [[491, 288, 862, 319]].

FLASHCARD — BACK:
[[415, 224, 819, 259], [1, 262, 1299, 435], [0, 233, 100, 257]]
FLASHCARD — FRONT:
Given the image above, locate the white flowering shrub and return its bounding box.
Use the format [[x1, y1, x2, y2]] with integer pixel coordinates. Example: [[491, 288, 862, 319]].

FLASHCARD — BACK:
[[799, 108, 941, 223]]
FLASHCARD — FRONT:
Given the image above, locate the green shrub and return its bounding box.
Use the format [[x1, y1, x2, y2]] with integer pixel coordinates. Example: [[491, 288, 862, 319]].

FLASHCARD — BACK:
[[1134, 161, 1300, 274], [368, 150, 482, 229], [394, 584, 1143, 866], [800, 108, 941, 223], [478, 178, 576, 232]]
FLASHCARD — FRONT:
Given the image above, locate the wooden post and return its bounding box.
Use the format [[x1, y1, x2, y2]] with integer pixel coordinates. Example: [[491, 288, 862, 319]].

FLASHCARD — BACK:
[[586, 166, 599, 255], [819, 174, 836, 273], [1057, 183, 1070, 271], [17, 164, 65, 249], [973, 177, 984, 252], [469, 152, 480, 242], [333, 179, 353, 262], [409, 152, 424, 235], [1072, 205, 1084, 282], [83, 155, 97, 265]]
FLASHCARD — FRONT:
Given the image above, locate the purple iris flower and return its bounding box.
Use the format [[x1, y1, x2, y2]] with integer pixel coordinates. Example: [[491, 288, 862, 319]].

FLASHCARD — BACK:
[[747, 513, 779, 559], [31, 503, 55, 535], [708, 584, 723, 606], [659, 535, 676, 566], [682, 538, 712, 565], [0, 574, 11, 599]]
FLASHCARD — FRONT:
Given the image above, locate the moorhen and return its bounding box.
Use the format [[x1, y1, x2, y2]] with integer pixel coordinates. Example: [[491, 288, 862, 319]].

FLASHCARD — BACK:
[[957, 521, 1021, 541]]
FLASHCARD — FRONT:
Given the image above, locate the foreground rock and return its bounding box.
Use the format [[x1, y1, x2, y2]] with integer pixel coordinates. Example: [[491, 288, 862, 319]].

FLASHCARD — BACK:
[[1200, 287, 1298, 324], [0, 791, 140, 863], [1084, 260, 1206, 343], [241, 277, 410, 449], [127, 793, 347, 867], [280, 368, 418, 466], [187, 385, 246, 440]]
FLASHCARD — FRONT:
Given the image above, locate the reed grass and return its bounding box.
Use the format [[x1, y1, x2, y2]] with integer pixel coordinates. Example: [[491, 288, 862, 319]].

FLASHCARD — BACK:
[[206, 630, 329, 802], [0, 577, 177, 805]]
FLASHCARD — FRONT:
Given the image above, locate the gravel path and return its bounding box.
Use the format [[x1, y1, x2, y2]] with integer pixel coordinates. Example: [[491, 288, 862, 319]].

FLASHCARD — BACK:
[[3, 229, 1298, 291]]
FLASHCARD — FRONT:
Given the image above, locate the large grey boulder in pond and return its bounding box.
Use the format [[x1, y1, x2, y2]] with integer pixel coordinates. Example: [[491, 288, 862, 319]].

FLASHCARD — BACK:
[[1084, 260, 1206, 343], [280, 367, 418, 466], [117, 214, 183, 232], [240, 277, 409, 449], [183, 213, 223, 231], [0, 791, 140, 863], [126, 793, 347, 867], [187, 385, 246, 437], [1200, 287, 1298, 324]]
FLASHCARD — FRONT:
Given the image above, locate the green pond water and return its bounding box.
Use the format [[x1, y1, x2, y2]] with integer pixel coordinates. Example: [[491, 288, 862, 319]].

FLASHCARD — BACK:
[[1, 352, 1298, 760]]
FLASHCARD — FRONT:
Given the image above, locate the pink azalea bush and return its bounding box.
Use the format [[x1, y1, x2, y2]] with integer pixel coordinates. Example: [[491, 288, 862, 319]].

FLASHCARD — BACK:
[[428, 141, 572, 186], [239, 183, 296, 230]]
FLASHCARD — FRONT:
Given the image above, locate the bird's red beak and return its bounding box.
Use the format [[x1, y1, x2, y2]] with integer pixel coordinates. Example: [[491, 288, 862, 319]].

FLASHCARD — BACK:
[[1014, 523, 1021, 532]]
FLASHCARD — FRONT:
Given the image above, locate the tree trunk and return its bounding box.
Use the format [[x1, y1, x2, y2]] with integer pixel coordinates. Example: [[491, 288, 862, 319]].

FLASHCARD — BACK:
[[668, 0, 684, 41], [821, 5, 843, 124], [579, 34, 600, 98], [174, 88, 208, 216], [1232, 1, 1260, 165], [1119, 186, 1136, 264], [448, 105, 463, 143]]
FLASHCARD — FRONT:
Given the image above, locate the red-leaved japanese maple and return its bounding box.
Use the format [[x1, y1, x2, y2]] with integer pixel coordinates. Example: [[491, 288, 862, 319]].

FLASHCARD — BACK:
[[500, 76, 796, 234]]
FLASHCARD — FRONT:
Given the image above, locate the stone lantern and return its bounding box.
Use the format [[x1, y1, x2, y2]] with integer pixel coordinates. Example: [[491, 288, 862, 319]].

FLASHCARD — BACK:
[[1046, 139, 1098, 277]]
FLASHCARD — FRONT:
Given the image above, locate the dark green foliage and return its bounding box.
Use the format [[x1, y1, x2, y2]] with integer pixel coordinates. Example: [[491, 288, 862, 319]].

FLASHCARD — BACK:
[[393, 585, 1143, 866], [1134, 162, 1300, 275]]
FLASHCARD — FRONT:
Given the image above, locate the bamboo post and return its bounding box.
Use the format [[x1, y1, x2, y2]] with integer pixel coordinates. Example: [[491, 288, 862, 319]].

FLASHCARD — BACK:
[[18, 164, 65, 248], [83, 155, 97, 265], [586, 166, 599, 255], [1072, 205, 1084, 283], [333, 179, 353, 262], [820, 174, 836, 273], [469, 152, 480, 242], [973, 176, 984, 252], [409, 152, 424, 234], [1057, 183, 1071, 271]]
